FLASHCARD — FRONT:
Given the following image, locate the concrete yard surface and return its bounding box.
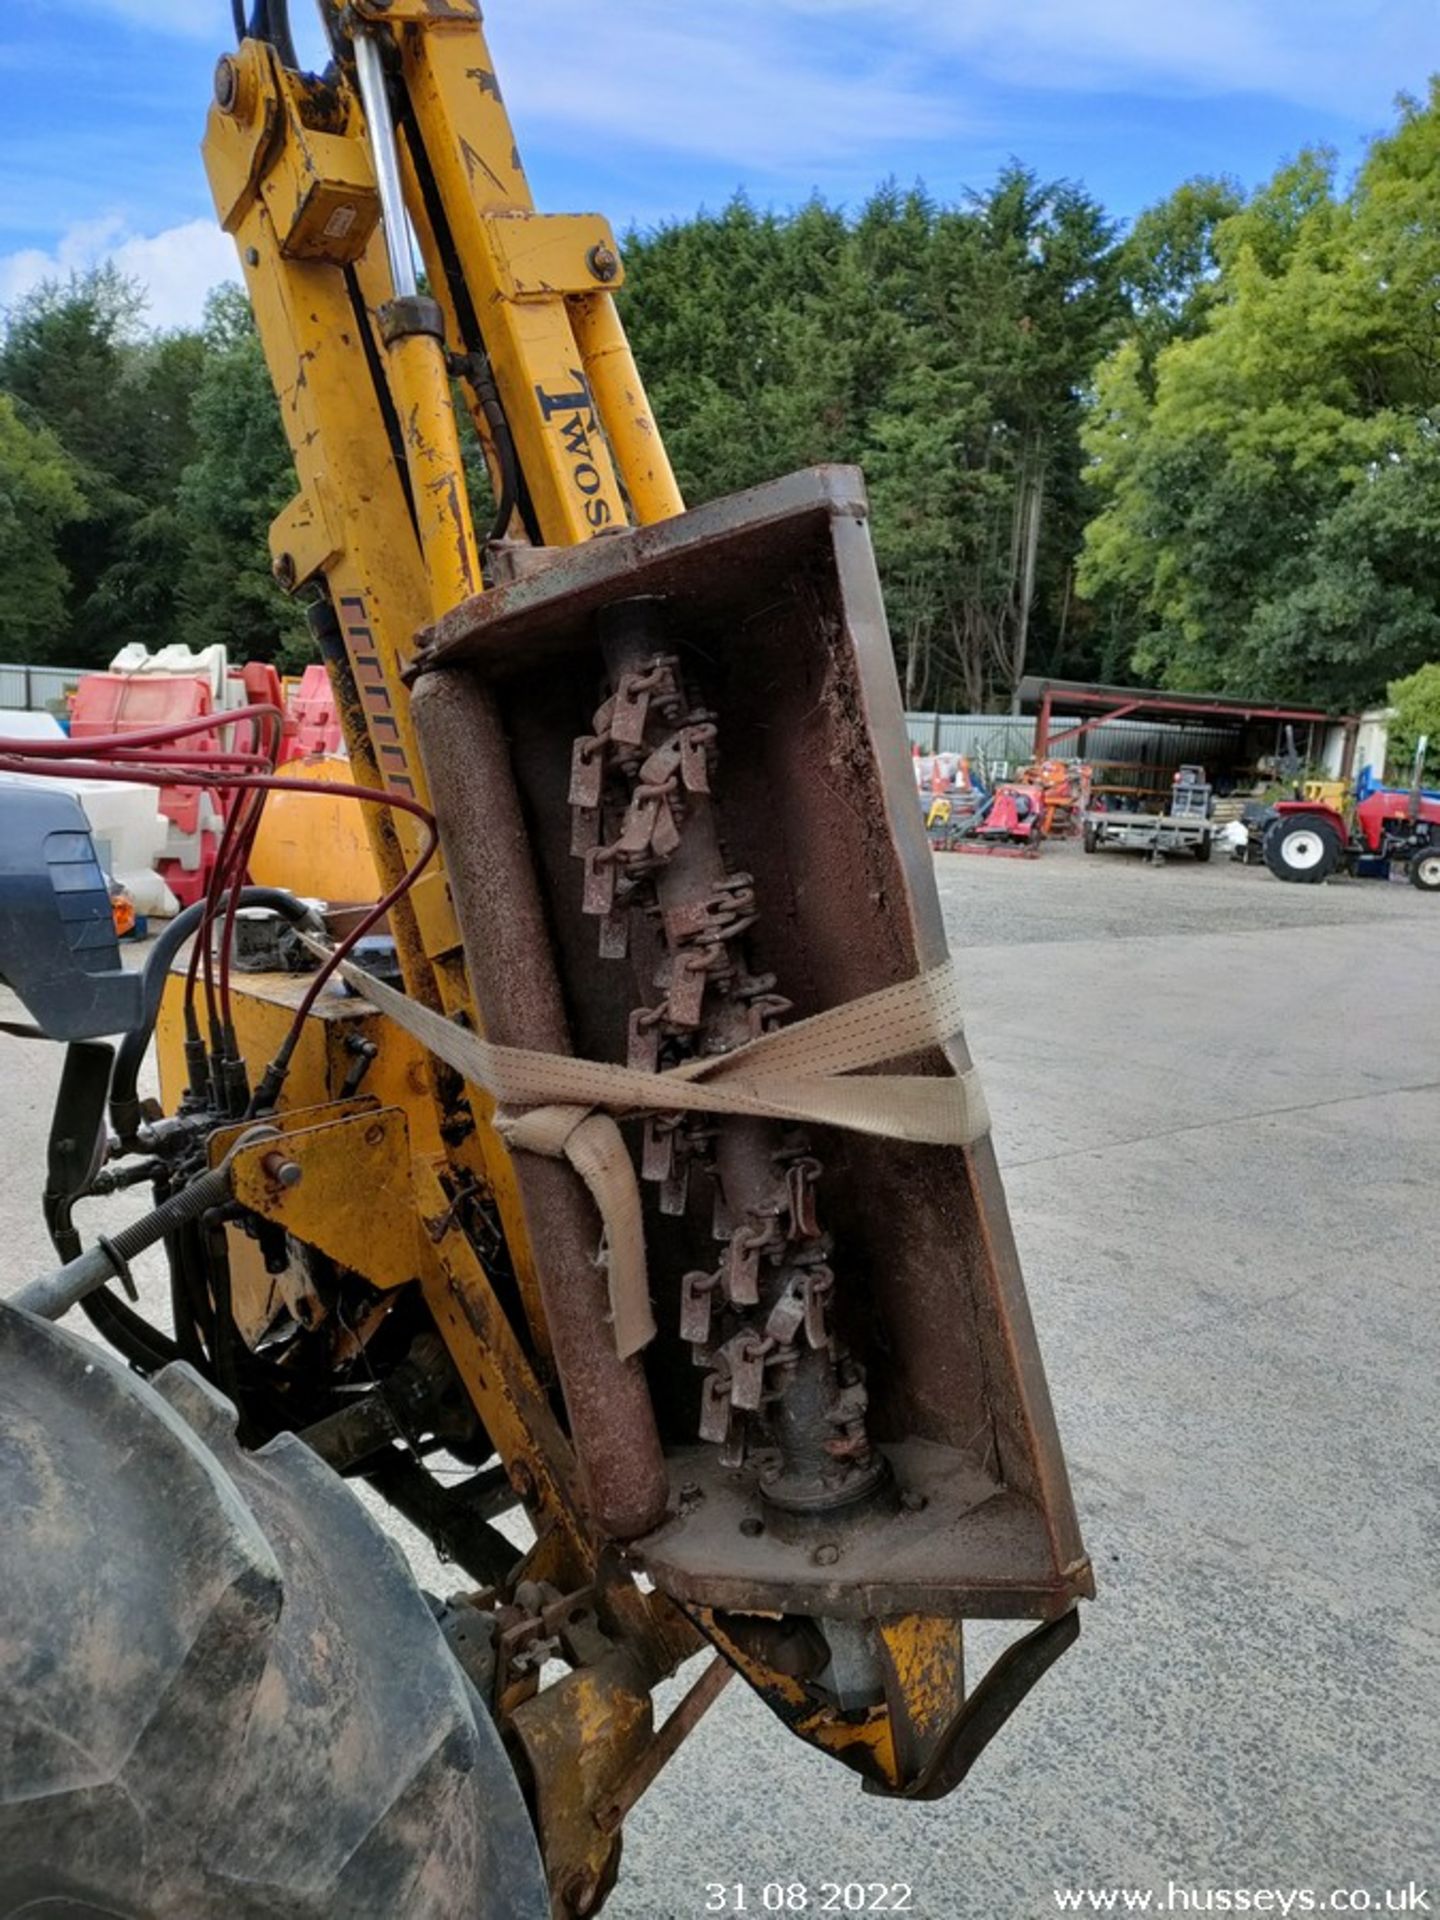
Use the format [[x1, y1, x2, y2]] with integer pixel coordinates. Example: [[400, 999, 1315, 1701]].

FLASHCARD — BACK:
[[1, 843, 1436, 1918], [615, 849, 1440, 1918]]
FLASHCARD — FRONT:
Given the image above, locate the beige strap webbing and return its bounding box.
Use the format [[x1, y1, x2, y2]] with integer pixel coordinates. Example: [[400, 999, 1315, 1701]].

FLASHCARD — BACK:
[[337, 957, 988, 1359]]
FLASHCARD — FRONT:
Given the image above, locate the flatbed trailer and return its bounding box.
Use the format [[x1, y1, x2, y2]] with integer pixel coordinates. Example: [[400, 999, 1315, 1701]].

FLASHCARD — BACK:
[[1084, 765, 1214, 863], [1083, 810, 1214, 861]]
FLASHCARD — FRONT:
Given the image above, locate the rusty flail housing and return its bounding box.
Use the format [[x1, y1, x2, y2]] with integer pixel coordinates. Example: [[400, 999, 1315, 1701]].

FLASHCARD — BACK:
[[410, 466, 1092, 1786]]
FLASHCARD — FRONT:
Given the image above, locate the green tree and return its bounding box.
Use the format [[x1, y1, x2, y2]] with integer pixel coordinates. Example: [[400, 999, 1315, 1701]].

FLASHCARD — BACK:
[[0, 266, 206, 665], [620, 194, 866, 501], [175, 286, 309, 669], [862, 168, 1124, 707], [620, 172, 1124, 709], [1388, 660, 1440, 782], [1119, 175, 1245, 379], [1080, 86, 1440, 709], [0, 394, 86, 658]]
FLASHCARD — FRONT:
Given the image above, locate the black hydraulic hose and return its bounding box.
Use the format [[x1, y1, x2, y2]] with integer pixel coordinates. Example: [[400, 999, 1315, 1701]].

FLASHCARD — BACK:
[[79, 1288, 180, 1375], [167, 1214, 214, 1372], [232, 0, 246, 42], [390, 85, 541, 549], [248, 0, 299, 71], [447, 350, 520, 547], [272, 0, 300, 72], [474, 357, 521, 545], [109, 888, 321, 1144], [205, 1208, 248, 1416]]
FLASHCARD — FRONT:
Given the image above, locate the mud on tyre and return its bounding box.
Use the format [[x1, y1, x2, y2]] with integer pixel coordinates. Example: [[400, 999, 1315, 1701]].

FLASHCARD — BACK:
[[0, 1300, 548, 1920]]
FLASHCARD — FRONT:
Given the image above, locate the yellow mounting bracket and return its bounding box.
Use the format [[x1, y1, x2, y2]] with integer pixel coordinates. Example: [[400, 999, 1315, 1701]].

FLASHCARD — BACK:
[[270, 479, 343, 592], [220, 1104, 587, 1551], [210, 43, 380, 267], [228, 1108, 423, 1286], [206, 42, 284, 234], [480, 213, 626, 300]]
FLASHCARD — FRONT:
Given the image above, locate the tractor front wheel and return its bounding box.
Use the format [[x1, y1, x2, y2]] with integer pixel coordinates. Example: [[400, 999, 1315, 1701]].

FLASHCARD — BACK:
[[0, 1299, 549, 1920], [1262, 816, 1343, 885], [1409, 847, 1440, 892]]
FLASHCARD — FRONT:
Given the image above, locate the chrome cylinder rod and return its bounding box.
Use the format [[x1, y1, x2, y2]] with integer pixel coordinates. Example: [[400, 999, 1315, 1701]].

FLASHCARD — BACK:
[[353, 31, 418, 299]]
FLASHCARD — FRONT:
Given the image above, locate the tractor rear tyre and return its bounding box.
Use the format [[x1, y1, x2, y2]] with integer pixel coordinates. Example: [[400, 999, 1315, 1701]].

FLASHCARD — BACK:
[[1262, 815, 1342, 885], [0, 1299, 549, 1920], [1409, 847, 1440, 892]]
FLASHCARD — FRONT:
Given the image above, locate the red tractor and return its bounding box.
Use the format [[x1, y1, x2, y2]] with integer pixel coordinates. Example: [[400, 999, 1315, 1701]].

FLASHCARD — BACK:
[[1263, 740, 1440, 892]]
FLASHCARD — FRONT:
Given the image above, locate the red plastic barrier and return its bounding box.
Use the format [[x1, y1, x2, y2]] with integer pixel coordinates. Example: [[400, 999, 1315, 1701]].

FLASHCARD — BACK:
[[70, 674, 224, 907], [283, 663, 343, 762]]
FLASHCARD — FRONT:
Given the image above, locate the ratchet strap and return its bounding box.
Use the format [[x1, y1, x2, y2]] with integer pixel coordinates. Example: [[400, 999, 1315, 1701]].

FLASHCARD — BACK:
[[338, 957, 989, 1359]]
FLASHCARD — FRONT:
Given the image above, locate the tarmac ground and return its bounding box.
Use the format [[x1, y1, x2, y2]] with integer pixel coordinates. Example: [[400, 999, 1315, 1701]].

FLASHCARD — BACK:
[[1, 840, 1436, 1918]]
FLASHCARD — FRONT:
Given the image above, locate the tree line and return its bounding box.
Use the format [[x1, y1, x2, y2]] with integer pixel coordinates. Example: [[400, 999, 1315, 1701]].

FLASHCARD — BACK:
[[3, 79, 1439, 719], [0, 271, 305, 675]]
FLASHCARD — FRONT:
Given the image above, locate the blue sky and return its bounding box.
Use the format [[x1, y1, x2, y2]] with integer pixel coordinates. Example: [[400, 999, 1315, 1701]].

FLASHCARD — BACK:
[[1, 1, 1435, 330]]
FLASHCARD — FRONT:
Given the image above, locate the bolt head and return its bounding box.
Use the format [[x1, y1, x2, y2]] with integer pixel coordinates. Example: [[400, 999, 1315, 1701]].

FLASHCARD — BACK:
[[214, 55, 240, 112], [813, 1543, 841, 1567], [587, 243, 620, 284]]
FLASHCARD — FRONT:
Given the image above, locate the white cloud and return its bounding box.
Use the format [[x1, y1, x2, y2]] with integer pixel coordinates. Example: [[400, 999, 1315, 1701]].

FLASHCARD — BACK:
[[0, 216, 240, 331], [52, 0, 1434, 194], [488, 0, 1432, 160], [59, 0, 1438, 126], [33, 0, 1434, 248], [64, 0, 952, 172], [881, 0, 1435, 115], [484, 2, 959, 171]]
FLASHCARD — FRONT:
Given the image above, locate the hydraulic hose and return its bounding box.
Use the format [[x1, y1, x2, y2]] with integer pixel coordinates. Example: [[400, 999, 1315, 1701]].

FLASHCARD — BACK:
[[247, 0, 299, 70], [109, 888, 322, 1144], [80, 1287, 181, 1376]]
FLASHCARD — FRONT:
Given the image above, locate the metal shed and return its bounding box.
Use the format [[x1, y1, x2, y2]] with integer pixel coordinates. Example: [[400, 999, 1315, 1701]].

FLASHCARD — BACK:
[[1017, 677, 1361, 802]]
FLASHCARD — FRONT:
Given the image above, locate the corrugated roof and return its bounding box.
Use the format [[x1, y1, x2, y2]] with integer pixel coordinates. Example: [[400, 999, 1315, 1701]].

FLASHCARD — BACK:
[[1016, 677, 1356, 725]]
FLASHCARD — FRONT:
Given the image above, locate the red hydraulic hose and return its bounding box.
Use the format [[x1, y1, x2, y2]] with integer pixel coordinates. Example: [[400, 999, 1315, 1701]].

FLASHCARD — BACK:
[[0, 750, 438, 1109], [3, 705, 284, 760]]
